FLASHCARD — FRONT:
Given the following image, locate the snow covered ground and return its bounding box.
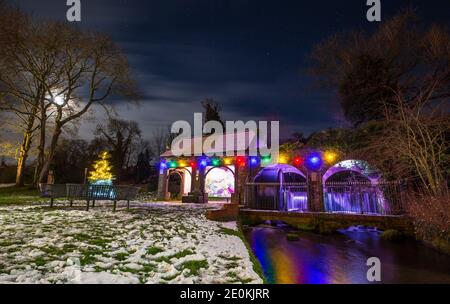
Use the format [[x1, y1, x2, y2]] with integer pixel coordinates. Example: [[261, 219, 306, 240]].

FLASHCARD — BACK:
[[0, 202, 263, 284]]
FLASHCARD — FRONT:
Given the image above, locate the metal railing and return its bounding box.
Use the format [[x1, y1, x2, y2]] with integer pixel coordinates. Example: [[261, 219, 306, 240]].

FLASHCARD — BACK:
[[323, 181, 405, 215], [244, 182, 308, 211], [244, 180, 405, 215], [39, 183, 141, 211]]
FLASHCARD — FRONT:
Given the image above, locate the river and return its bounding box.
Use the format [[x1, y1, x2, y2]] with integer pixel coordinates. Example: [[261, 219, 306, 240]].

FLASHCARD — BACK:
[[244, 225, 450, 284]]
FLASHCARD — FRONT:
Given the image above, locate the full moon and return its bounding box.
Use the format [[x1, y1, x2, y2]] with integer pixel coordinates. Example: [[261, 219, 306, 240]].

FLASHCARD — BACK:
[[53, 95, 65, 105]]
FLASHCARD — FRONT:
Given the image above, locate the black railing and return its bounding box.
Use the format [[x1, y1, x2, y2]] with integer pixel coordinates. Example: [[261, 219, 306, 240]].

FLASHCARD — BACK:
[[245, 182, 308, 211], [40, 183, 141, 211], [323, 181, 405, 215], [244, 180, 405, 215]]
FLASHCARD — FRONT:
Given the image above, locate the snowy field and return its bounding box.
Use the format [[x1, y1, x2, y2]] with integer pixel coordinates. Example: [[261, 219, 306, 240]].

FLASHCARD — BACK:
[[0, 202, 263, 284]]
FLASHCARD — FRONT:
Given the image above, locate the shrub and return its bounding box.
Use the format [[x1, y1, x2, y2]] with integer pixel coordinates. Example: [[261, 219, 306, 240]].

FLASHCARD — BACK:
[[407, 191, 450, 245], [286, 233, 300, 241], [380, 229, 404, 241]]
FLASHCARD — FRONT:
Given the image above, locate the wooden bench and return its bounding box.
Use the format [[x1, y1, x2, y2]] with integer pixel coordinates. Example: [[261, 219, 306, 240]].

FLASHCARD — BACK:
[[40, 184, 141, 212]]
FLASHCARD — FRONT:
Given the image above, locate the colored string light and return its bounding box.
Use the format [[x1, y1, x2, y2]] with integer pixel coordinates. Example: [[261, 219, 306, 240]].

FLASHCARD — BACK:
[[212, 158, 221, 166], [294, 157, 303, 167], [250, 157, 259, 166], [236, 156, 246, 167], [324, 151, 338, 165], [305, 152, 323, 171], [224, 158, 233, 165]]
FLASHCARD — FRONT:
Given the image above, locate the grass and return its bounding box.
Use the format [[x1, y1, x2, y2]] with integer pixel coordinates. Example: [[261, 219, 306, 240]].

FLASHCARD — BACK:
[[154, 249, 196, 262], [114, 252, 130, 261], [219, 227, 241, 237], [226, 271, 253, 284], [178, 260, 208, 276], [146, 246, 164, 255], [0, 186, 44, 205]]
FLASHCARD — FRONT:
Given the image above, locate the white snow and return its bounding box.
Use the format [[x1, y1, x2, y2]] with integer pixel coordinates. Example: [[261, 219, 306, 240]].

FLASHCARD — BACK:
[[0, 202, 262, 284]]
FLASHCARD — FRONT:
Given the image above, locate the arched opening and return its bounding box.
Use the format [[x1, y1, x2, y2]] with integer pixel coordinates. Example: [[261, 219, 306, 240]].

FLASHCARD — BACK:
[[249, 164, 307, 211], [204, 166, 235, 199], [167, 170, 183, 199], [323, 160, 379, 183], [322, 160, 389, 215]]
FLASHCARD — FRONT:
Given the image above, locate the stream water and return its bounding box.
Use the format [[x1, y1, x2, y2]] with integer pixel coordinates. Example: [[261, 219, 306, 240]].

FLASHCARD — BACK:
[[244, 225, 450, 284]]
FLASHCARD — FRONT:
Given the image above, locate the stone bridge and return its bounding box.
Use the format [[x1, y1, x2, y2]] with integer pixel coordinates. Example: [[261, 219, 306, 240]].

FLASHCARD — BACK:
[[240, 209, 414, 235]]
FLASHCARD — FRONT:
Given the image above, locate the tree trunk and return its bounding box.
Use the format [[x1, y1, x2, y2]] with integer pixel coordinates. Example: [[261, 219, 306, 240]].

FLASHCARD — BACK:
[[33, 110, 47, 186], [15, 130, 33, 186], [38, 125, 62, 184], [15, 110, 37, 187]]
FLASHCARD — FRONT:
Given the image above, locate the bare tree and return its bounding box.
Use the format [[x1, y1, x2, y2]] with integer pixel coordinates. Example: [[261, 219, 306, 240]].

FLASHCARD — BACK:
[[150, 128, 170, 158], [309, 9, 450, 127], [0, 3, 43, 186], [1, 3, 139, 185], [34, 26, 138, 184], [95, 118, 142, 181]]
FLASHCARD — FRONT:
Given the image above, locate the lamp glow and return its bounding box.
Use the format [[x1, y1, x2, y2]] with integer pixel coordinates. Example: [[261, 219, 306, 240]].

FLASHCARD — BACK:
[[294, 157, 303, 167], [261, 155, 271, 164], [199, 158, 209, 168], [236, 156, 246, 167], [305, 152, 323, 171], [324, 151, 338, 164], [224, 158, 233, 165], [278, 155, 288, 164], [212, 158, 221, 166]]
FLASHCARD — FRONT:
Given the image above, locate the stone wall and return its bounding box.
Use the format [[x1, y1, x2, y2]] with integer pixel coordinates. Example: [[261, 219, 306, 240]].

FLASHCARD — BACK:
[[240, 209, 415, 235]]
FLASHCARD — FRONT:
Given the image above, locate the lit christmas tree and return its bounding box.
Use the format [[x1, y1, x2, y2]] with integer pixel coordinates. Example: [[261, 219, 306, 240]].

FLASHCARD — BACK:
[[88, 151, 115, 185]]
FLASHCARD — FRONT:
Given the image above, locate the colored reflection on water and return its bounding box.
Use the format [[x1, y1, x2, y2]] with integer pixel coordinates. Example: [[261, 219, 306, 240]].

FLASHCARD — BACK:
[[244, 226, 450, 284]]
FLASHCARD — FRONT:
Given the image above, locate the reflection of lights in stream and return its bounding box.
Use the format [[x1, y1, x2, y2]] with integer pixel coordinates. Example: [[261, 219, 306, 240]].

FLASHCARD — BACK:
[[248, 227, 368, 284]]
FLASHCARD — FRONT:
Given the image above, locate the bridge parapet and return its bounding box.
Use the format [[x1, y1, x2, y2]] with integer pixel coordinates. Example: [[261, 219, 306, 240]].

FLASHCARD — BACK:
[[240, 209, 414, 236]]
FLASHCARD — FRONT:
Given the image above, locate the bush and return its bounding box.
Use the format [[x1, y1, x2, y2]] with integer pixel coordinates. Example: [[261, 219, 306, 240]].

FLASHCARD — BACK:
[[286, 233, 300, 241], [380, 229, 404, 241], [407, 191, 450, 247], [432, 238, 450, 256]]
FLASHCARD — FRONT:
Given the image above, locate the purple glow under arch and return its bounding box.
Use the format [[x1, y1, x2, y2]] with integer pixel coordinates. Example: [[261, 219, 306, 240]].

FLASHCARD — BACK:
[[322, 160, 381, 183]]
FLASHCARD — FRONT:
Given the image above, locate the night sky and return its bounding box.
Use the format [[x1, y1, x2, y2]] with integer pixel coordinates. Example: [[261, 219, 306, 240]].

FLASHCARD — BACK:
[[8, 0, 450, 139]]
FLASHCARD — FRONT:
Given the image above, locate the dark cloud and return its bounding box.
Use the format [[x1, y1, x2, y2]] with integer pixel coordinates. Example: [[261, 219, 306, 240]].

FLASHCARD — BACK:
[[8, 0, 450, 140]]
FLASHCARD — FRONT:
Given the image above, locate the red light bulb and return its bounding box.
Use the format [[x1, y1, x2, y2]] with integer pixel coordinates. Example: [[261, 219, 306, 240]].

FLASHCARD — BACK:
[[294, 157, 303, 166]]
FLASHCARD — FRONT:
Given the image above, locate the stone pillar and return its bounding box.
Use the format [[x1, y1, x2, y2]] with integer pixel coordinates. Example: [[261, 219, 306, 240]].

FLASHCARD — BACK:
[[234, 165, 249, 205], [198, 166, 206, 194], [180, 172, 186, 197], [307, 172, 325, 212], [189, 167, 197, 193], [157, 168, 168, 200]]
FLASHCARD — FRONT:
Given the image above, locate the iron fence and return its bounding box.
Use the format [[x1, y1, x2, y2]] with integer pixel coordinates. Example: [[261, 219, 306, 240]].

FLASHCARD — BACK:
[[244, 180, 405, 215], [245, 182, 308, 211], [323, 181, 405, 215]]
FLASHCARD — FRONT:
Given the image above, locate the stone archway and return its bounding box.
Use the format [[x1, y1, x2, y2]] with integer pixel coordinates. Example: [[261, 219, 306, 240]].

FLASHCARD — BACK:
[[322, 160, 380, 184], [204, 166, 236, 199], [322, 160, 389, 215], [166, 168, 193, 200]]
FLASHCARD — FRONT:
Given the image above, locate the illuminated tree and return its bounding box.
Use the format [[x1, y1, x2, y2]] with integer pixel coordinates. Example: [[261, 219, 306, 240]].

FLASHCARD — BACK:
[[88, 151, 114, 185]]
